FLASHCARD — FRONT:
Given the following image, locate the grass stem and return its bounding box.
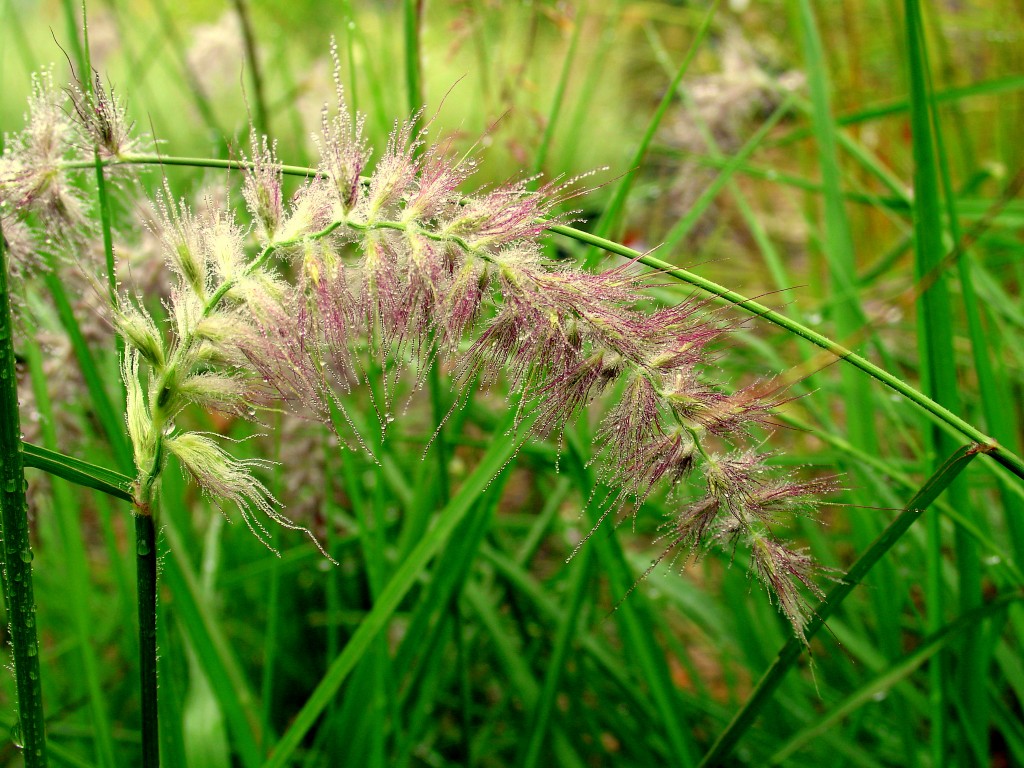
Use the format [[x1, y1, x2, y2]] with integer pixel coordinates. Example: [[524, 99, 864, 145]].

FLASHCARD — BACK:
[[57, 152, 1024, 481], [0, 223, 48, 767], [135, 513, 160, 768]]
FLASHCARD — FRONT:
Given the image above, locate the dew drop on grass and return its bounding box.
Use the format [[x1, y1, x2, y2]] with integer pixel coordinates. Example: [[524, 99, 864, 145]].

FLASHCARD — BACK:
[[136, 538, 151, 556], [9, 721, 22, 748], [19, 549, 32, 563]]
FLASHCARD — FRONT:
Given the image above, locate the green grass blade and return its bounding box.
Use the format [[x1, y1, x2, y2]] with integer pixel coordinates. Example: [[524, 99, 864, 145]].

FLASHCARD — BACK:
[[660, 96, 793, 254], [582, 2, 718, 266], [24, 340, 117, 767], [393, 484, 504, 764], [22, 442, 133, 502], [463, 582, 589, 767], [148, 0, 228, 149], [41, 262, 133, 473], [793, 0, 875, 447], [519, 545, 592, 768], [1, 0, 39, 78], [0, 223, 48, 767], [159, 512, 264, 768], [403, 0, 424, 120], [791, 2, 920, 758], [768, 591, 1021, 765], [925, 11, 1011, 753], [230, 0, 269, 137], [563, 433, 698, 768], [532, 0, 588, 177], [772, 74, 1024, 147], [697, 443, 980, 767], [264, 408, 530, 768], [903, 2, 975, 760]]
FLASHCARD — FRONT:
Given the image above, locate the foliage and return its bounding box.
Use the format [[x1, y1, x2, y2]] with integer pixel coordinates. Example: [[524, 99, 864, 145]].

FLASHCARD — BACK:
[[0, 1, 1021, 767]]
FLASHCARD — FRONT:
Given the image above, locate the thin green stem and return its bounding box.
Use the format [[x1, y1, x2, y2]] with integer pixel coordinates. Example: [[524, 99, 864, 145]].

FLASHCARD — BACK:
[[60, 152, 1024, 480], [67, 8, 158, 761], [547, 224, 1024, 481], [0, 224, 47, 767], [584, 0, 717, 260], [135, 513, 159, 768], [532, 0, 588, 177], [230, 0, 269, 138], [24, 341, 117, 767], [403, 0, 425, 135]]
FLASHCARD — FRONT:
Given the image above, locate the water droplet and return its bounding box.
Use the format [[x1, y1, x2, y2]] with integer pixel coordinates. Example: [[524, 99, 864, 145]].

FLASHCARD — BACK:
[[19, 549, 32, 563], [10, 720, 23, 748], [3, 479, 14, 493], [136, 539, 151, 556], [26, 644, 36, 658]]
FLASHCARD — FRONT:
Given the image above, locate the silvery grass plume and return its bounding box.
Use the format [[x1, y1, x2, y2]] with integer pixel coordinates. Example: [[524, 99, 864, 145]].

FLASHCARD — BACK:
[[0, 65, 141, 262], [0, 66, 88, 268], [226, 60, 834, 638], [2, 62, 834, 638]]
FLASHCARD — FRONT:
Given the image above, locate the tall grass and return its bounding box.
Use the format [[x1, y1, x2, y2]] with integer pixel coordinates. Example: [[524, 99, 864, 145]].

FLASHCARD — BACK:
[[1, 1, 1023, 767]]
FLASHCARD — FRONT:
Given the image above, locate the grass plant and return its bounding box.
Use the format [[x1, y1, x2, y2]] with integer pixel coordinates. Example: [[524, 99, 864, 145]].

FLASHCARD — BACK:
[[0, 1, 1022, 767]]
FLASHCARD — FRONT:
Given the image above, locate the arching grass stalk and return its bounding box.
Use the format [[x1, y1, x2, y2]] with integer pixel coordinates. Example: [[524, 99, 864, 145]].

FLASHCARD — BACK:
[[56, 151, 1024, 482], [547, 224, 1024, 482], [0, 223, 48, 767]]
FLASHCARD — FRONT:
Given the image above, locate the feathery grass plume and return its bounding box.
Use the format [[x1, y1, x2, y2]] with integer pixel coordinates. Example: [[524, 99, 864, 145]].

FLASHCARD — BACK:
[[0, 66, 86, 231], [1, 65, 147, 286], [68, 69, 140, 161], [222, 68, 833, 637], [2, 61, 831, 635], [114, 182, 330, 557]]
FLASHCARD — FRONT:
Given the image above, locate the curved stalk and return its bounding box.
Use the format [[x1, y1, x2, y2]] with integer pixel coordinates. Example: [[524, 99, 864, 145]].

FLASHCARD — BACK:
[[59, 153, 1024, 482], [546, 224, 1024, 481]]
